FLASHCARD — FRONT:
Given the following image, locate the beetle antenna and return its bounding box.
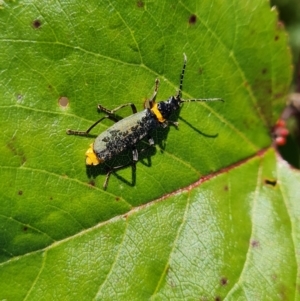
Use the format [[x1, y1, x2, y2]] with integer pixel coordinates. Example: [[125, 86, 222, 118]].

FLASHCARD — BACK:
[[177, 53, 187, 98], [180, 98, 224, 103], [177, 54, 223, 104]]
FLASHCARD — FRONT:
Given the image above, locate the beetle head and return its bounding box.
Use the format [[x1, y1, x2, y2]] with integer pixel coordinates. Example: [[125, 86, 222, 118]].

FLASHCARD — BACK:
[[157, 96, 181, 119]]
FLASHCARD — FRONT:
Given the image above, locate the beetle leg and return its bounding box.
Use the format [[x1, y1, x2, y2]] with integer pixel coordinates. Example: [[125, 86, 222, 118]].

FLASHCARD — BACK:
[[98, 103, 137, 115], [148, 136, 155, 146], [145, 78, 160, 109], [103, 170, 113, 189], [103, 147, 138, 189], [66, 115, 119, 136], [139, 135, 155, 154], [67, 102, 140, 136], [167, 120, 179, 127], [132, 147, 138, 162], [158, 120, 179, 129], [131, 148, 137, 174]]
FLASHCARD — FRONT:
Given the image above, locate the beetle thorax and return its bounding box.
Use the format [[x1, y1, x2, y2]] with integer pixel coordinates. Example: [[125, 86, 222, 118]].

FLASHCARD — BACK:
[[157, 96, 181, 120]]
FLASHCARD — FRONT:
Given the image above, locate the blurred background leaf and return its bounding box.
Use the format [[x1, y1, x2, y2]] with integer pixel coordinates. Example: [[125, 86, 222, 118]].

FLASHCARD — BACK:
[[271, 0, 300, 168]]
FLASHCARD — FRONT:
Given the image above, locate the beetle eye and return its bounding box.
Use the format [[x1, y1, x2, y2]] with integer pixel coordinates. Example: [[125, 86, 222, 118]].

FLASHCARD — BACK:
[[157, 102, 165, 111], [169, 97, 179, 109]]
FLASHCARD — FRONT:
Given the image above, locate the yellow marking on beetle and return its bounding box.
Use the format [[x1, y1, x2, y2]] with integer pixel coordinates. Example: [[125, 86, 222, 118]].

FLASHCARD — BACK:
[[85, 144, 103, 165], [151, 103, 165, 123]]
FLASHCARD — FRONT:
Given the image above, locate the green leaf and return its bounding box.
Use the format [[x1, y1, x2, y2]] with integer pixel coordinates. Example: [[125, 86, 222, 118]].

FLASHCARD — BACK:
[[0, 0, 297, 300]]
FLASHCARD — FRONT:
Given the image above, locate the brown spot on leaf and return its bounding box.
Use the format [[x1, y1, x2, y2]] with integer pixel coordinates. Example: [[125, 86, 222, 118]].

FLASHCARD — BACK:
[[23, 226, 28, 231], [215, 296, 222, 301], [32, 19, 42, 29], [7, 137, 26, 165], [220, 277, 228, 286], [189, 14, 197, 24], [115, 197, 120, 201], [275, 35, 279, 41], [264, 179, 277, 186], [166, 265, 170, 273], [58, 96, 69, 107], [137, 0, 144, 8], [224, 185, 228, 191], [18, 190, 23, 196], [16, 94, 23, 102], [277, 21, 284, 29], [251, 240, 260, 248], [272, 273, 277, 282], [262, 68, 267, 74]]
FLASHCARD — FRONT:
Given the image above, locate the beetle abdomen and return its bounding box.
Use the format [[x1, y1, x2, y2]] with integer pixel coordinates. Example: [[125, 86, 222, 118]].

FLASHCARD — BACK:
[[94, 109, 159, 161]]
